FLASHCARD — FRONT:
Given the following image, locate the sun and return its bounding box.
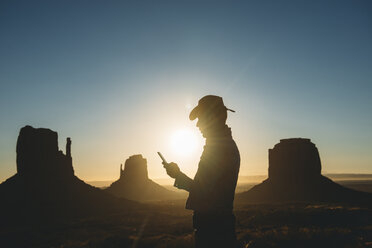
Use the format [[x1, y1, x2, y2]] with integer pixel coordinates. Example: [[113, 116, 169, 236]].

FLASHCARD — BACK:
[[170, 129, 202, 157]]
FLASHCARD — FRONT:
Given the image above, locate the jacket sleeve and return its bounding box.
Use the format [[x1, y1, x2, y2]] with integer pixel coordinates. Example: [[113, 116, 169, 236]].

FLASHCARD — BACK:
[[173, 147, 223, 194], [174, 172, 193, 192]]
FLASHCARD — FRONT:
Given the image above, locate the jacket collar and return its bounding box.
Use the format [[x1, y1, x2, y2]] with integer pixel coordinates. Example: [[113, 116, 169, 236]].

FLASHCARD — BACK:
[[205, 125, 232, 145]]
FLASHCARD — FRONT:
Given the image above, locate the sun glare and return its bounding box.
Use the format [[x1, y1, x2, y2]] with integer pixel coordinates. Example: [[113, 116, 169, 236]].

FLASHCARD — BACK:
[[170, 129, 201, 157]]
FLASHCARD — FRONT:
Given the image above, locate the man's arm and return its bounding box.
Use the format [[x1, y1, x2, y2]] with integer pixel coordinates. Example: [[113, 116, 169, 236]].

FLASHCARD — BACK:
[[163, 162, 193, 192], [174, 172, 193, 192]]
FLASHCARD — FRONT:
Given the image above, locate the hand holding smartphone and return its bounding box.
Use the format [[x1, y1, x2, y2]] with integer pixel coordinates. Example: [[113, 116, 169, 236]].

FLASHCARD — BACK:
[[157, 152, 168, 168]]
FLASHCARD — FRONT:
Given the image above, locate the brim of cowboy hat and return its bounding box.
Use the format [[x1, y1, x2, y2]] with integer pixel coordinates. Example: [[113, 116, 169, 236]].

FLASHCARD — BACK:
[[189, 105, 234, 120], [189, 105, 200, 121], [189, 105, 199, 121]]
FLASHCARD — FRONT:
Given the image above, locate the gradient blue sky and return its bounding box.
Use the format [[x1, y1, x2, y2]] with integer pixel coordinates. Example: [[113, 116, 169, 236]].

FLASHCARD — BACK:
[[1, 0, 371, 182]]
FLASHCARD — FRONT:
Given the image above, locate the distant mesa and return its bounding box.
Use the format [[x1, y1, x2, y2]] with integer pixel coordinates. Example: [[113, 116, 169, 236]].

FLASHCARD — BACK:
[[0, 125, 136, 222], [105, 154, 183, 202], [237, 138, 372, 205], [268, 138, 320, 184]]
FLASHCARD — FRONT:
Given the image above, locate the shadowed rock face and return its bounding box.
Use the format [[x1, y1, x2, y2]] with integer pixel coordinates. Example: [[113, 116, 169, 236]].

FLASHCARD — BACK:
[[106, 155, 182, 202], [120, 155, 148, 181], [0, 126, 136, 222], [269, 138, 321, 185], [16, 125, 74, 180], [237, 138, 372, 205]]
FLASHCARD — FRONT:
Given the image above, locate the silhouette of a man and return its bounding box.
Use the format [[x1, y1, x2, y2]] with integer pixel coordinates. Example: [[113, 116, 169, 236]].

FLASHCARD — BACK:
[[164, 95, 240, 248]]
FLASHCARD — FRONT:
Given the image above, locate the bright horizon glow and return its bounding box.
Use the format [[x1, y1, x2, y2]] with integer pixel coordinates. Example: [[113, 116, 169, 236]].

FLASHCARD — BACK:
[[170, 128, 203, 158]]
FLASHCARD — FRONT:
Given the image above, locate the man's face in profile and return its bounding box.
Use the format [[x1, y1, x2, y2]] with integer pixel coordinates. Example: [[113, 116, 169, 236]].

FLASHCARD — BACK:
[[196, 112, 225, 137], [196, 115, 208, 136]]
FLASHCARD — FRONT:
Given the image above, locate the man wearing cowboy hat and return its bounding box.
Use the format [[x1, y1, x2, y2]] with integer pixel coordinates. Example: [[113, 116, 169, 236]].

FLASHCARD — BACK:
[[163, 95, 240, 248]]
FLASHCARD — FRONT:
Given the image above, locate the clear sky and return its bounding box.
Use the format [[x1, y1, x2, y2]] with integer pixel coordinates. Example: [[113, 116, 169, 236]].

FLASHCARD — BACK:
[[0, 0, 371, 183]]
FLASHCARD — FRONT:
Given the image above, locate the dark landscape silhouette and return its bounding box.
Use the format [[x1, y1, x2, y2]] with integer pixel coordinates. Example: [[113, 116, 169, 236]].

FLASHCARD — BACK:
[[236, 138, 372, 205], [105, 154, 183, 202], [0, 126, 371, 248], [0, 126, 137, 224]]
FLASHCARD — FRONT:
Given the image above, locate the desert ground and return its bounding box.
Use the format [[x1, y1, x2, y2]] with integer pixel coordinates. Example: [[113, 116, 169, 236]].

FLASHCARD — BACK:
[[1, 178, 371, 248]]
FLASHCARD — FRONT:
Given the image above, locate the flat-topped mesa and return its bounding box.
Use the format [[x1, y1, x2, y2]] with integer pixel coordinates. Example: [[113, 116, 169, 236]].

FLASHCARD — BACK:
[[268, 138, 321, 184], [1, 126, 136, 221], [237, 137, 372, 204], [105, 154, 182, 202], [121, 154, 148, 181], [16, 126, 58, 177], [16, 125, 74, 179]]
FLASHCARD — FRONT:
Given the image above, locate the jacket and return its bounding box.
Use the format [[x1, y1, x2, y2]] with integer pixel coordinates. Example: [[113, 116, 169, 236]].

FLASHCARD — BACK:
[[174, 126, 240, 213]]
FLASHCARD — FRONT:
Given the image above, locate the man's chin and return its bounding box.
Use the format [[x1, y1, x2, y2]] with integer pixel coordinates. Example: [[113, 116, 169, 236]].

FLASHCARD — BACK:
[[198, 129, 206, 137], [200, 130, 208, 138]]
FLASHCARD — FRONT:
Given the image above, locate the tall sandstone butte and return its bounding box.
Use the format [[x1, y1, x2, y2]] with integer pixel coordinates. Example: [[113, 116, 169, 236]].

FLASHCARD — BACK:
[[237, 138, 372, 204], [268, 138, 321, 185], [16, 125, 74, 180], [105, 154, 183, 202], [0, 125, 135, 222]]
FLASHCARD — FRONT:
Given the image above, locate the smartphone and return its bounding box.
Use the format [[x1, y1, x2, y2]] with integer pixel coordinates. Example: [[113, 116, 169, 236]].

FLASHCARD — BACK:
[[157, 152, 168, 165]]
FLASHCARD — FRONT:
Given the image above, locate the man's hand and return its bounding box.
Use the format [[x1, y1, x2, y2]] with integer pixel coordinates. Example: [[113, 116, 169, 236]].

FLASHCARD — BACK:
[[163, 162, 181, 179]]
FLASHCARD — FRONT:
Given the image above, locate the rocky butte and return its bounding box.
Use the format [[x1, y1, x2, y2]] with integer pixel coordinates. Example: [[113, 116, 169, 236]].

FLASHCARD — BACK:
[[16, 126, 74, 180], [105, 154, 183, 202], [0, 125, 135, 222], [237, 138, 372, 204]]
